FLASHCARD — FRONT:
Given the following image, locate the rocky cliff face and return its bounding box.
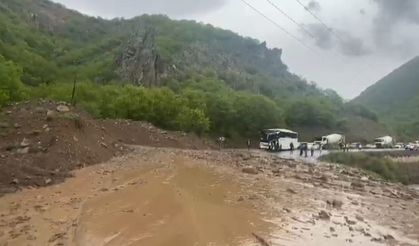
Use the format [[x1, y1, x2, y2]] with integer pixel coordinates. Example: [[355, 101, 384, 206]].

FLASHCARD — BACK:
[[117, 28, 167, 87]]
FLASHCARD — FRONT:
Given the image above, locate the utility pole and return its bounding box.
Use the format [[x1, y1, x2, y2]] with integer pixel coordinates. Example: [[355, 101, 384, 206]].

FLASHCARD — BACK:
[[71, 74, 77, 106]]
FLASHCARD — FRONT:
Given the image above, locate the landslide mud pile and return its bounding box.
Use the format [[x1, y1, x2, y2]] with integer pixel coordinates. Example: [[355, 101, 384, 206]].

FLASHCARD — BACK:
[[0, 101, 213, 194]]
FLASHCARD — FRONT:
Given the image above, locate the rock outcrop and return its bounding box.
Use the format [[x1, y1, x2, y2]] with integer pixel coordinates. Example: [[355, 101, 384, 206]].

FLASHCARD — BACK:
[[117, 28, 167, 87]]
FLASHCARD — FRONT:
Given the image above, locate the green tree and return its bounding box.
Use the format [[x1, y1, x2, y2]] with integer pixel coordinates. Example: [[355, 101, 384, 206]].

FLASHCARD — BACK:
[[0, 55, 25, 106]]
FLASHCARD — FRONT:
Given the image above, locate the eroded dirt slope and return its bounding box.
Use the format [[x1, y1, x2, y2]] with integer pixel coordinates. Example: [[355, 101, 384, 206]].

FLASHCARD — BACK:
[[0, 101, 213, 194]]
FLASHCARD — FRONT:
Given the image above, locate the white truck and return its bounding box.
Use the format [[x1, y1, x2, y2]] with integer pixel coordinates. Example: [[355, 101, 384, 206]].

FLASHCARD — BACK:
[[374, 136, 393, 148], [321, 134, 345, 149]]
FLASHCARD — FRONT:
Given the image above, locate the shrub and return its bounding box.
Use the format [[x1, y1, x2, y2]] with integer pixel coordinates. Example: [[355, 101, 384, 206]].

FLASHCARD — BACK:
[[0, 55, 26, 106]]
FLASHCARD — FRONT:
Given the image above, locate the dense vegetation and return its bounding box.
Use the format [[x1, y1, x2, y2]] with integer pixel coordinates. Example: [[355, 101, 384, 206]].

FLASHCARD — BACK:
[[354, 56, 419, 138], [321, 152, 419, 184], [0, 0, 380, 139]]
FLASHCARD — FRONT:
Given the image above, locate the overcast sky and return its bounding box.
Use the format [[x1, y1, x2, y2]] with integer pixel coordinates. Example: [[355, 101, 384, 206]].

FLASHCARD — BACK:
[[51, 0, 419, 99]]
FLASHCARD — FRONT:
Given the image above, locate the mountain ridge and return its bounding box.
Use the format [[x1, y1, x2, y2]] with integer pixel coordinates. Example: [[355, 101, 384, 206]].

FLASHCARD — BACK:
[[0, 0, 387, 141], [353, 56, 419, 137]]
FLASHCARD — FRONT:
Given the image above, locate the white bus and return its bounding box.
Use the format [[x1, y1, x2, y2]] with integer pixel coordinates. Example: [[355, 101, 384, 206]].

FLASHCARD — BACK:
[[259, 129, 299, 151]]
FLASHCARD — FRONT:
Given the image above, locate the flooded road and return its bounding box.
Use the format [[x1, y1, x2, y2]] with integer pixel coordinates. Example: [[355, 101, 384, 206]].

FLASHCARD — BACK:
[[0, 146, 418, 246], [74, 159, 271, 246]]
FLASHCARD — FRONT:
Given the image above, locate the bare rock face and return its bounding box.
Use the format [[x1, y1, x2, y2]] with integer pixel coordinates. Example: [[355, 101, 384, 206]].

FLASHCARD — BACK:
[[117, 28, 167, 87]]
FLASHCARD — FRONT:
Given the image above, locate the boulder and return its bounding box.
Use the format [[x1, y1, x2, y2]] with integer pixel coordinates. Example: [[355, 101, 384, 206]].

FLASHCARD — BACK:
[[56, 105, 70, 113], [318, 210, 330, 220], [46, 110, 56, 121], [332, 199, 343, 209], [20, 138, 30, 147]]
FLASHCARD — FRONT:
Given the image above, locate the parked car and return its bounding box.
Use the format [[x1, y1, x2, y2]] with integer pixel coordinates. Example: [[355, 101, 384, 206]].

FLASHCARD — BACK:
[[349, 143, 362, 149], [365, 144, 376, 149], [405, 143, 418, 151], [394, 143, 404, 149]]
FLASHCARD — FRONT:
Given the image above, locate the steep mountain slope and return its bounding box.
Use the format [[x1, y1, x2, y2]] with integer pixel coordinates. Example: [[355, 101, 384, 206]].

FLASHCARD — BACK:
[[354, 56, 419, 137], [0, 0, 308, 97], [0, 0, 386, 140]]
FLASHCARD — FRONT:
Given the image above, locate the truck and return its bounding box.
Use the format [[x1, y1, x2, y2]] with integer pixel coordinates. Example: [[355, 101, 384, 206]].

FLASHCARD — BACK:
[[374, 136, 393, 148], [321, 134, 345, 149]]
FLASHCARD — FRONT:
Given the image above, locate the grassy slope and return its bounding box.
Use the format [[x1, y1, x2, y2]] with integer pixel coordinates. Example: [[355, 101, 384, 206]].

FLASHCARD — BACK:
[[354, 56, 419, 137]]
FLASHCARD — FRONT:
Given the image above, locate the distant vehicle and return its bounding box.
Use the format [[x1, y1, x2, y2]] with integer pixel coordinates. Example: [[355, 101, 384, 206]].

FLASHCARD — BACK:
[[394, 143, 405, 149], [374, 136, 393, 148], [405, 143, 418, 151], [365, 144, 376, 149], [349, 143, 362, 149], [321, 134, 345, 149], [259, 128, 299, 151]]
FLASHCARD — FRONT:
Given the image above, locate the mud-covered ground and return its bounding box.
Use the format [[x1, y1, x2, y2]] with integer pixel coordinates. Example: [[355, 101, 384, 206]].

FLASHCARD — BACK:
[[0, 147, 418, 246]]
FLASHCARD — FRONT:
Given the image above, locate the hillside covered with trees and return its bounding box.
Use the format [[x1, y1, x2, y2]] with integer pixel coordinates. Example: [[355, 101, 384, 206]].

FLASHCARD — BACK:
[[354, 56, 419, 138], [0, 0, 382, 141]]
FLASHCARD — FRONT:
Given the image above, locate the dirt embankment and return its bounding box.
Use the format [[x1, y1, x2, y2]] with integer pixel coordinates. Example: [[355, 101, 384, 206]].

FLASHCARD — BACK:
[[0, 101, 214, 194], [0, 147, 418, 245]]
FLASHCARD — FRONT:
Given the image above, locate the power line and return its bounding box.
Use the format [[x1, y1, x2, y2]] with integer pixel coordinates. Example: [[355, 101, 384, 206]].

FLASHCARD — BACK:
[[265, 0, 315, 39], [293, 0, 345, 42], [239, 0, 313, 51]]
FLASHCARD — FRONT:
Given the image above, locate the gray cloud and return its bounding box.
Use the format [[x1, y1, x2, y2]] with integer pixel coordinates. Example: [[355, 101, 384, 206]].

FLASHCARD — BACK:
[[338, 34, 370, 56], [372, 0, 419, 55], [307, 0, 321, 12], [305, 23, 332, 49], [304, 23, 369, 56], [54, 0, 228, 18]]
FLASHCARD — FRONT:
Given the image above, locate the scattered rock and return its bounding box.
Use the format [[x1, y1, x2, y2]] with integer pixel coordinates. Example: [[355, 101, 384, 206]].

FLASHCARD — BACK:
[[355, 214, 364, 222], [242, 167, 258, 175], [31, 130, 42, 135], [351, 182, 365, 190], [330, 227, 335, 232], [318, 210, 330, 220], [237, 196, 244, 202], [13, 123, 20, 128], [46, 110, 56, 121], [384, 234, 395, 240], [283, 207, 291, 213], [286, 188, 297, 194], [17, 147, 29, 154], [100, 142, 108, 148], [11, 178, 19, 185], [20, 138, 30, 147], [49, 232, 66, 242], [319, 175, 329, 182], [56, 105, 70, 113], [344, 216, 357, 225], [332, 199, 343, 209], [44, 178, 52, 185]]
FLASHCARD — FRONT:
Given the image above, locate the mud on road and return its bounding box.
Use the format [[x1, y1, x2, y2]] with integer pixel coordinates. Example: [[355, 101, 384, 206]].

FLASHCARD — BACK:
[[0, 147, 418, 246]]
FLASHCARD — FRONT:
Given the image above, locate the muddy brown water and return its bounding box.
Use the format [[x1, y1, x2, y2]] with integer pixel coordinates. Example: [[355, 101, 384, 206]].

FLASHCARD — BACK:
[[74, 159, 271, 246]]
